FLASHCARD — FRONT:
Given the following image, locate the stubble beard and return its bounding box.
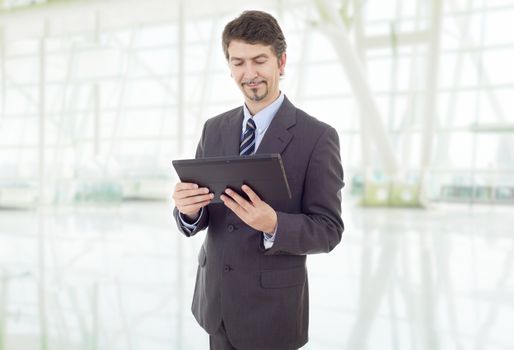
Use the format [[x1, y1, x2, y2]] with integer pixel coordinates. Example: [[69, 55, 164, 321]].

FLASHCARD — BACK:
[[243, 82, 268, 102]]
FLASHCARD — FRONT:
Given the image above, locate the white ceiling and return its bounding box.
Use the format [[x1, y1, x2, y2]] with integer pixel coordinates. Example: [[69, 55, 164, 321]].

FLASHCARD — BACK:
[[0, 0, 311, 41]]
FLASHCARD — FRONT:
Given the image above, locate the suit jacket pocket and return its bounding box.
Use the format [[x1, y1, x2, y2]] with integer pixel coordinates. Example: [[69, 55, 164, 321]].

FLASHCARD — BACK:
[[197, 245, 206, 267], [260, 266, 306, 289]]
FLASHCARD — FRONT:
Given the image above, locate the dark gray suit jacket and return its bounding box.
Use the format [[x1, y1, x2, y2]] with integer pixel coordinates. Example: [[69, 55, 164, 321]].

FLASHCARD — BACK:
[[173, 96, 344, 350]]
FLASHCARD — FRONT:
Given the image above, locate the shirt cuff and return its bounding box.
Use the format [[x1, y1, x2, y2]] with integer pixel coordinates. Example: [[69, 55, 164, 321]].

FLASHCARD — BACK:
[[179, 208, 203, 233], [262, 225, 277, 249]]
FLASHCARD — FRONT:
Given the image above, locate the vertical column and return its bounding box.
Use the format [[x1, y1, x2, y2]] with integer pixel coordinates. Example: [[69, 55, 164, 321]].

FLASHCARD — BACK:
[[94, 11, 101, 157], [177, 0, 185, 155], [353, 0, 372, 179], [94, 84, 100, 157], [419, 1, 443, 345], [470, 0, 487, 205], [419, 0, 443, 202], [0, 273, 6, 350], [38, 22, 48, 205], [37, 19, 49, 350], [0, 25, 5, 121], [176, 2, 185, 349]]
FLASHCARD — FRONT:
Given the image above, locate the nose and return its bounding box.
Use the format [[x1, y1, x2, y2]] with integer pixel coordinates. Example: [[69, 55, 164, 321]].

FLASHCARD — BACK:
[[243, 63, 258, 80]]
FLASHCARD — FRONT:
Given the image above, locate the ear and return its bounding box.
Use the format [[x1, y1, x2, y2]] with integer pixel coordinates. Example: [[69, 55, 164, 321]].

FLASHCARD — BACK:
[[278, 52, 287, 76]]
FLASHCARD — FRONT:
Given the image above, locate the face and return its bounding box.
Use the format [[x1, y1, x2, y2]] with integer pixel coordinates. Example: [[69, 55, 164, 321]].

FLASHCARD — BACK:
[[227, 40, 286, 111]]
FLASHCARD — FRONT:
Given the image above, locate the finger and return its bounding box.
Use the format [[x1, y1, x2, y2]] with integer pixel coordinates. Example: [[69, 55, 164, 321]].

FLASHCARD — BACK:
[[241, 184, 261, 205], [220, 193, 247, 218], [174, 187, 210, 200], [175, 182, 198, 191], [224, 188, 253, 212], [179, 200, 212, 213], [178, 193, 214, 206]]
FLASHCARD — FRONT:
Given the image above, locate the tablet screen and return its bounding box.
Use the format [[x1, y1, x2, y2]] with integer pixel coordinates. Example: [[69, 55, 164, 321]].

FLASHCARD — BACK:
[[172, 154, 291, 204]]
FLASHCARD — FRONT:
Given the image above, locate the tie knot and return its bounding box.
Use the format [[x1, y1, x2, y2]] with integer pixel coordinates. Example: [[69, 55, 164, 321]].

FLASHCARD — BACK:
[[246, 118, 256, 130]]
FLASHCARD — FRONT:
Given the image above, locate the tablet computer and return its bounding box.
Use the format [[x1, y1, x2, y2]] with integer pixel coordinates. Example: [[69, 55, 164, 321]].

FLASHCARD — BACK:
[[172, 154, 291, 204]]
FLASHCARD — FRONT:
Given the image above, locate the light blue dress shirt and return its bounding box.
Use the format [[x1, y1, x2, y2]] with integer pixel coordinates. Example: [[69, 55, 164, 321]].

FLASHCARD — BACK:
[[240, 92, 284, 152], [180, 92, 285, 249]]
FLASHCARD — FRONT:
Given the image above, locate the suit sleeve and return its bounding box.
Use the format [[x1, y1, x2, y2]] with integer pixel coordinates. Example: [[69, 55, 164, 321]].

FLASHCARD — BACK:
[[173, 122, 210, 237], [173, 206, 209, 237], [264, 126, 344, 255]]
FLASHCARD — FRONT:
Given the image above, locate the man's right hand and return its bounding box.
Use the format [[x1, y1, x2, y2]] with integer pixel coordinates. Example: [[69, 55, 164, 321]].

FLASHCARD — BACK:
[[173, 182, 214, 221]]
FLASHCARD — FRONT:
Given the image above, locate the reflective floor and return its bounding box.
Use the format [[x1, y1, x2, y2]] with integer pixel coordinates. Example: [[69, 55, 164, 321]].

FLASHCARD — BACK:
[[0, 201, 513, 350]]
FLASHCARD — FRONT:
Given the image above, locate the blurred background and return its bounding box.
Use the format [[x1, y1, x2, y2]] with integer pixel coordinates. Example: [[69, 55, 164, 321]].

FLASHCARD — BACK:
[[0, 0, 513, 349]]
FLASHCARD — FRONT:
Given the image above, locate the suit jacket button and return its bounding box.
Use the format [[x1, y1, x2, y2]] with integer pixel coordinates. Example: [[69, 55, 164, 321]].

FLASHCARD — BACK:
[[228, 225, 234, 232], [224, 265, 231, 272]]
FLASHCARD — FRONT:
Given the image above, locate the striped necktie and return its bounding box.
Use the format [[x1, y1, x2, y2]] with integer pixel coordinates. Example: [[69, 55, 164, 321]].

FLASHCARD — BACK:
[[240, 118, 256, 156]]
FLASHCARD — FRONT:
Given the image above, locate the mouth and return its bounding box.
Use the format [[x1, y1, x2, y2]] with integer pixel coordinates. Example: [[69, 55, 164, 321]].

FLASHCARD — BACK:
[[243, 81, 265, 88]]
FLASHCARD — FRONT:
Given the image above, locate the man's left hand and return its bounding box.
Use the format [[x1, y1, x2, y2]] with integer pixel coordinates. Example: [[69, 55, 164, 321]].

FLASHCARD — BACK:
[[220, 185, 277, 234]]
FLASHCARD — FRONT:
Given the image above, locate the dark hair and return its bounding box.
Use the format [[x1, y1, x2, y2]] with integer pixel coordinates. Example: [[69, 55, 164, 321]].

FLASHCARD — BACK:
[[222, 10, 287, 61]]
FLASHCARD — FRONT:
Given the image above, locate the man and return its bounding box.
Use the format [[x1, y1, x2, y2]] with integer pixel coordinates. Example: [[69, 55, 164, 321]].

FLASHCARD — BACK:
[[172, 10, 344, 350]]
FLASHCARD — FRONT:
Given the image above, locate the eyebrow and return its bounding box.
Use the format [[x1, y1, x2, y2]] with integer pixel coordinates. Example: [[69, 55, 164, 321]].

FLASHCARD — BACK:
[[230, 54, 269, 62]]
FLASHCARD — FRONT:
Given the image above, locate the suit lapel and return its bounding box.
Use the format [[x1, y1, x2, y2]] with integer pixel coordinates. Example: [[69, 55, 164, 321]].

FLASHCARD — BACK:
[[255, 96, 296, 155], [222, 108, 244, 156]]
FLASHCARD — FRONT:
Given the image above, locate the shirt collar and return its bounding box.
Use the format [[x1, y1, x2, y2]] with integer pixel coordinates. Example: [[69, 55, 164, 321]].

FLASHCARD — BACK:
[[242, 92, 285, 135]]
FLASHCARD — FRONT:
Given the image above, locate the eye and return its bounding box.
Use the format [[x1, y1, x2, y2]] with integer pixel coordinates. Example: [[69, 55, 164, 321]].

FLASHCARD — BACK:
[[256, 60, 267, 64]]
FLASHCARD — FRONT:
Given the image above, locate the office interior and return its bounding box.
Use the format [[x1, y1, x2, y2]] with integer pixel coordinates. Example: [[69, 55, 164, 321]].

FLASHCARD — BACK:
[[0, 0, 513, 349]]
